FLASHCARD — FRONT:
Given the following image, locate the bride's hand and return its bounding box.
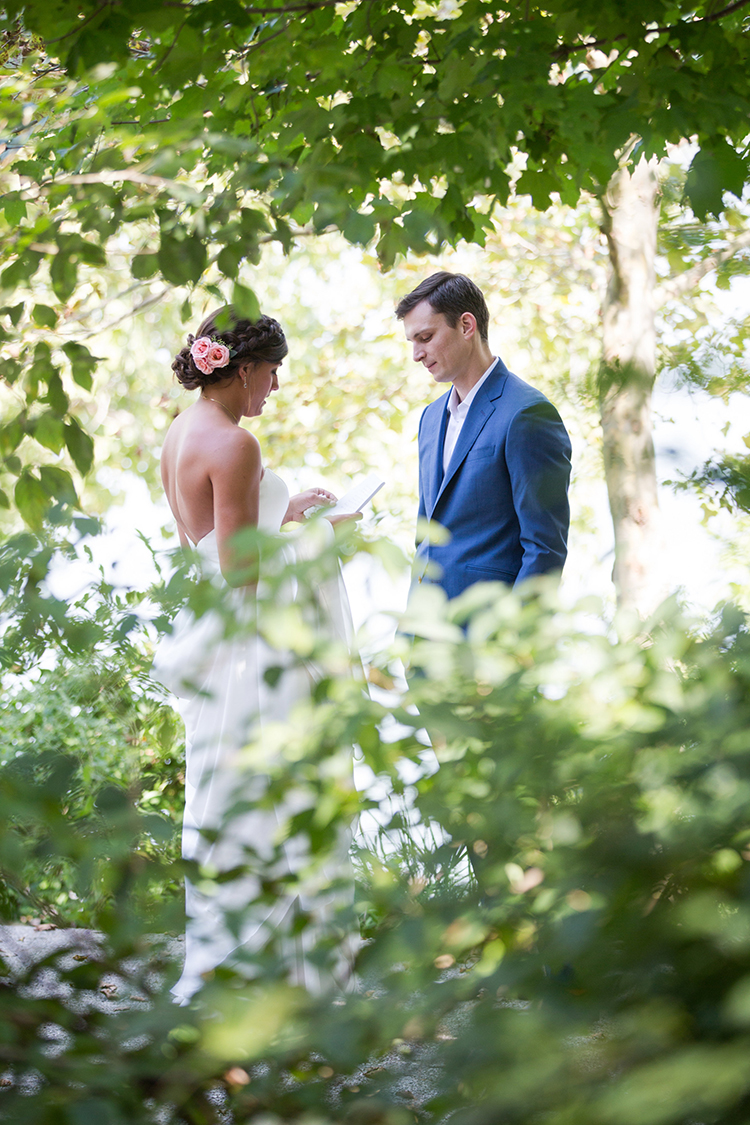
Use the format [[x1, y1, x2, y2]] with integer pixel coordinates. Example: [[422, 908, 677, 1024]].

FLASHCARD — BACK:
[[283, 488, 337, 524]]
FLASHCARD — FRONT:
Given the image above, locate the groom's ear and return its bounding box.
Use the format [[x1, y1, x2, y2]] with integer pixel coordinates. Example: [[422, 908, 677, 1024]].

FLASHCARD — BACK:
[[459, 311, 478, 339]]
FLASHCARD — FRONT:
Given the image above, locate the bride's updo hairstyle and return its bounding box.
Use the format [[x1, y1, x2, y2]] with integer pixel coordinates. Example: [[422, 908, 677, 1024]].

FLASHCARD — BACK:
[[172, 306, 288, 391]]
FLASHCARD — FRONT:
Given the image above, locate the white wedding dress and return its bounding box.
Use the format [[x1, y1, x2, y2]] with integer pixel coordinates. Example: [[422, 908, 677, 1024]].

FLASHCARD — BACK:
[[151, 468, 355, 1004]]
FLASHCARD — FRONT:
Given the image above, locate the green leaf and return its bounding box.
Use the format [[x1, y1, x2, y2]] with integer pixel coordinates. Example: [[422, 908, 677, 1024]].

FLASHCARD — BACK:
[[231, 282, 260, 321], [79, 241, 107, 268], [2, 192, 27, 225], [27, 342, 59, 402], [515, 168, 559, 211], [343, 211, 376, 246], [73, 515, 101, 536], [274, 219, 293, 254], [32, 304, 58, 329], [158, 233, 207, 287], [62, 342, 100, 391], [11, 159, 41, 180], [685, 141, 749, 220], [239, 208, 270, 237], [45, 370, 69, 415], [217, 243, 244, 279], [0, 302, 24, 326], [64, 420, 95, 476], [0, 416, 23, 456], [66, 10, 135, 71], [1, 252, 43, 293], [50, 250, 79, 302], [39, 466, 78, 507], [375, 223, 402, 270], [33, 412, 66, 453], [14, 471, 49, 527], [0, 357, 22, 385], [131, 253, 159, 281], [0, 488, 9, 510]]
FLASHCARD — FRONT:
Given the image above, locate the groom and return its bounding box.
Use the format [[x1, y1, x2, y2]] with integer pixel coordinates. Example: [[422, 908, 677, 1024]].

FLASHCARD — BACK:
[[397, 272, 572, 598]]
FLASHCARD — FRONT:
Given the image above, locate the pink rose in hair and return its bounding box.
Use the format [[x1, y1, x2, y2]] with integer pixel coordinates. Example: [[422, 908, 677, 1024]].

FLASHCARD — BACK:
[[191, 337, 212, 362], [206, 342, 230, 369], [190, 336, 231, 376]]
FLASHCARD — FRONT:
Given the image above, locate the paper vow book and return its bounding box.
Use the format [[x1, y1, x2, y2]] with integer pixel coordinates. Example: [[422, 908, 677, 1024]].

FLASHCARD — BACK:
[[309, 473, 384, 519]]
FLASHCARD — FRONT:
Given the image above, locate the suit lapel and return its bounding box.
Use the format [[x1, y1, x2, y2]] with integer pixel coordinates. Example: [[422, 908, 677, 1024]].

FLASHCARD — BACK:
[[422, 395, 450, 517], [434, 360, 508, 507]]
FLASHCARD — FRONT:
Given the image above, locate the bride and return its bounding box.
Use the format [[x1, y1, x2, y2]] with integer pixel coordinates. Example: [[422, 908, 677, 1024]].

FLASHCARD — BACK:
[[152, 307, 358, 1004]]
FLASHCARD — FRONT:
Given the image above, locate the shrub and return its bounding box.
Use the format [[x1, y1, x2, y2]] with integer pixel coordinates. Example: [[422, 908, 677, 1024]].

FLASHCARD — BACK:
[[4, 538, 750, 1124]]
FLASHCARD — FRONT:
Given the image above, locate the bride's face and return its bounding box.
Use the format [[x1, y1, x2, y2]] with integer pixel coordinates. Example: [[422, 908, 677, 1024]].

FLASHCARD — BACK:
[[244, 360, 281, 416]]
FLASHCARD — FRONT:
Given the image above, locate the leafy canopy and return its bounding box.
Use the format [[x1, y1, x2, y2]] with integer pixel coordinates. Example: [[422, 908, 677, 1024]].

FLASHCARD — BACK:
[[0, 0, 749, 527], [3, 0, 750, 266]]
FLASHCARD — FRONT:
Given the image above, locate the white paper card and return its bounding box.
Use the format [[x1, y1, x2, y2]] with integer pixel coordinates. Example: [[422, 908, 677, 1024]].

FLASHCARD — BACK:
[[324, 473, 384, 518]]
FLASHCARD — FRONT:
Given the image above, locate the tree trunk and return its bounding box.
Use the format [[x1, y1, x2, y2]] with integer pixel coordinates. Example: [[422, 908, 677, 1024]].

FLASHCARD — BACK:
[[599, 155, 665, 617]]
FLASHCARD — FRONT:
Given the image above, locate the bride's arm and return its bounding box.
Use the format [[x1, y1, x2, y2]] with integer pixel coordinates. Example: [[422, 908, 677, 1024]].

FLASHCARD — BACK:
[[209, 429, 262, 586]]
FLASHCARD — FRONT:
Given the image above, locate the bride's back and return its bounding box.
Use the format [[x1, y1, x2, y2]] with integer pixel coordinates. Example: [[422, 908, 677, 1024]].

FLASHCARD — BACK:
[[161, 405, 256, 547]]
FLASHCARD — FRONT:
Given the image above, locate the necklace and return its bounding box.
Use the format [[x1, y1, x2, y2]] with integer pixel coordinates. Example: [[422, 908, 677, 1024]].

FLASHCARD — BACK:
[[202, 396, 239, 424]]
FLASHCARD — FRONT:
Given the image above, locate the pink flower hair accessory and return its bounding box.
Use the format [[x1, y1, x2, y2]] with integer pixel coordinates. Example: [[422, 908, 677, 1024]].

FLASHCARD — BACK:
[[190, 336, 233, 376]]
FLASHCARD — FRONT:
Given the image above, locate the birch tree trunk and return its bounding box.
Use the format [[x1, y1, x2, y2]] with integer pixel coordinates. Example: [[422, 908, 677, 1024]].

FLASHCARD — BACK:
[[599, 154, 666, 616]]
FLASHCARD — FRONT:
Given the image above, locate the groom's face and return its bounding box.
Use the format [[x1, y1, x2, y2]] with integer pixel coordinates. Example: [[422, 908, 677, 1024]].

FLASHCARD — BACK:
[[403, 300, 469, 385]]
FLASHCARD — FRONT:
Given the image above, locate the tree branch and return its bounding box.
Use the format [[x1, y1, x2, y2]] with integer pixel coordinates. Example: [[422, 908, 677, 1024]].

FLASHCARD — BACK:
[[230, 0, 344, 12], [58, 279, 151, 330], [56, 224, 319, 341], [153, 16, 189, 73], [17, 168, 203, 202], [654, 228, 750, 306], [554, 0, 750, 61], [45, 4, 111, 45], [243, 20, 292, 55], [75, 287, 169, 342], [113, 0, 344, 13]]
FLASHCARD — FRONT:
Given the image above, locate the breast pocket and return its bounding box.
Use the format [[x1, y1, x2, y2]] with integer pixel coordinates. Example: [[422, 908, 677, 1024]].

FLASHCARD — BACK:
[[465, 444, 495, 462]]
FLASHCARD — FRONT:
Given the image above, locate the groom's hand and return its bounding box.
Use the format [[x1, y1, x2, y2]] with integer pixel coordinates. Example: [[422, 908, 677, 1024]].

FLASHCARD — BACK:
[[327, 511, 363, 527]]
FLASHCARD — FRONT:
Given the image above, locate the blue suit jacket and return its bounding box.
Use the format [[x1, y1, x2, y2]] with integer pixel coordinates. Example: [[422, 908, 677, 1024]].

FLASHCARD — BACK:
[[416, 358, 571, 599]]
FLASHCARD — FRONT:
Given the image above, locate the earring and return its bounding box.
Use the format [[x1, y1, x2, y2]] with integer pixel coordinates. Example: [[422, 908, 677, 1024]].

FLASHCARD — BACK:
[[242, 376, 247, 388]]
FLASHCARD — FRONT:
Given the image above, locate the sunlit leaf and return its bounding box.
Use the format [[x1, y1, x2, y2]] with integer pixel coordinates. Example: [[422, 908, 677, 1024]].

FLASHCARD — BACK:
[[64, 419, 95, 475], [31, 304, 58, 329], [14, 470, 48, 527], [231, 281, 260, 321], [62, 342, 100, 391]]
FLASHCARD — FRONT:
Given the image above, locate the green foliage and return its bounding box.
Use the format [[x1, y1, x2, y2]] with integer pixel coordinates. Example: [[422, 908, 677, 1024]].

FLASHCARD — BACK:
[[0, 656, 184, 925], [1, 6, 750, 1108], [0, 0, 749, 530], [675, 450, 750, 522], [5, 535, 750, 1120], [0, 522, 185, 924]]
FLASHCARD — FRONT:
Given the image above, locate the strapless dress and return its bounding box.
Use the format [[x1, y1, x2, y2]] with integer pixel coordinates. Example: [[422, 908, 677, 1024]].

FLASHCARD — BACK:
[[151, 468, 355, 1003]]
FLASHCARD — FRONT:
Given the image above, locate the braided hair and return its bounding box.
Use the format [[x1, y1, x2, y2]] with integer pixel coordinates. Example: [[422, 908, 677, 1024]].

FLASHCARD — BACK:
[[172, 307, 288, 391]]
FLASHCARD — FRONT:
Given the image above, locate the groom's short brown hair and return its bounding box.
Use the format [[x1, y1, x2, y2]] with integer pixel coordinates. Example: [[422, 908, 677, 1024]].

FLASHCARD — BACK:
[[395, 271, 490, 341]]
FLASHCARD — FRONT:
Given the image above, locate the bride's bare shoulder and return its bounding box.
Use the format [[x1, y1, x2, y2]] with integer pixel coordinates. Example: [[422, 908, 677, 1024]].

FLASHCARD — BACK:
[[204, 424, 262, 483], [162, 411, 261, 489]]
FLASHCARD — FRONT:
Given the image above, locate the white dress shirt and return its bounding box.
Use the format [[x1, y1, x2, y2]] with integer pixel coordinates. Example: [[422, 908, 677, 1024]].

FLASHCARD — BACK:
[[442, 359, 497, 474]]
